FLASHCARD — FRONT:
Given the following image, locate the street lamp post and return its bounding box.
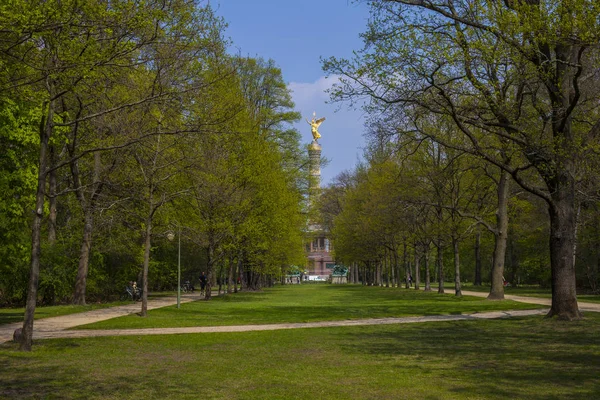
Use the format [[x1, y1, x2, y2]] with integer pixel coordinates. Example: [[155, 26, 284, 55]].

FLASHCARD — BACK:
[[167, 225, 181, 309]]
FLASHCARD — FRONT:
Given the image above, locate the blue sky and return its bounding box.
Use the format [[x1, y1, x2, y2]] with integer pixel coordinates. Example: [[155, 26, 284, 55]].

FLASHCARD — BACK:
[[213, 1, 371, 185]]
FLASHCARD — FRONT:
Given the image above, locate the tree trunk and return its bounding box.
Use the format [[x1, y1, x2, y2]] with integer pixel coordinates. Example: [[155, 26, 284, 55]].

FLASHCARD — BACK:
[[237, 255, 244, 292], [488, 170, 509, 300], [140, 217, 152, 317], [414, 242, 420, 290], [47, 145, 57, 244], [252, 269, 261, 290], [547, 174, 581, 320], [205, 245, 215, 299], [474, 229, 482, 286], [385, 250, 390, 288], [573, 202, 580, 271], [71, 152, 103, 305], [228, 257, 234, 293], [73, 212, 93, 305], [393, 251, 400, 287], [403, 240, 409, 289], [424, 243, 431, 292], [217, 263, 223, 295], [437, 238, 444, 294], [372, 264, 376, 286], [453, 235, 462, 296], [388, 251, 394, 287], [21, 100, 54, 351], [508, 235, 519, 287]]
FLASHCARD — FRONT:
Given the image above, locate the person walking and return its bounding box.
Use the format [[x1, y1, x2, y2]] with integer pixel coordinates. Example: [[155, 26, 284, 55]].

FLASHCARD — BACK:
[[199, 272, 207, 296]]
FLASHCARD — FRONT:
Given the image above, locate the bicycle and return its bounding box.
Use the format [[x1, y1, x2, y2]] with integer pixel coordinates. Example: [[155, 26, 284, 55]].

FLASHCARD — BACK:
[[180, 280, 194, 293], [120, 285, 142, 301]]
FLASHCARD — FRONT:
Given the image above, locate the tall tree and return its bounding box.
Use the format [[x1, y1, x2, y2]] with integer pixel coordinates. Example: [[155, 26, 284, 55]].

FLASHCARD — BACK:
[[324, 0, 600, 319], [1, 0, 227, 349]]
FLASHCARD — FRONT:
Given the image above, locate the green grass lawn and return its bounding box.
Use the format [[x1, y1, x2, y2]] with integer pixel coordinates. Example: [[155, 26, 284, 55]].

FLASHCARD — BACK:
[[76, 285, 544, 330], [1, 285, 598, 399], [1, 313, 599, 399], [3, 283, 597, 329], [577, 294, 600, 304]]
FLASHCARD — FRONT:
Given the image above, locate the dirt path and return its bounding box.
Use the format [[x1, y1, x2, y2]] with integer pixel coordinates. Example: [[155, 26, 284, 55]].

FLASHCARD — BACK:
[[0, 293, 203, 344], [459, 290, 600, 312], [2, 290, 598, 344]]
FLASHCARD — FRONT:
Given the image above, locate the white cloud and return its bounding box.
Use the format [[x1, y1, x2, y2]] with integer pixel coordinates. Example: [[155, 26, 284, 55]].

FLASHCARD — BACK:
[[288, 75, 339, 105]]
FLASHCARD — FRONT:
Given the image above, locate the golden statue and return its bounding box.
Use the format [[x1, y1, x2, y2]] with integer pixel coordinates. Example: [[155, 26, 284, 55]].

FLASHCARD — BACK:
[[306, 112, 326, 141]]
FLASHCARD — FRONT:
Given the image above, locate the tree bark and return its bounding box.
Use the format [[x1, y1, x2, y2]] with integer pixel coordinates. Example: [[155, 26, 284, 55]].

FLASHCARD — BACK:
[[205, 244, 215, 299], [437, 238, 444, 294], [452, 235, 462, 296], [73, 212, 93, 305], [140, 217, 152, 317], [385, 250, 390, 288], [546, 170, 581, 320], [424, 243, 431, 292], [403, 240, 409, 289], [488, 170, 509, 300], [238, 253, 244, 291], [228, 257, 234, 293], [474, 229, 482, 286], [71, 151, 103, 305], [393, 250, 400, 287], [217, 263, 223, 295], [388, 251, 394, 287], [47, 145, 57, 244], [414, 242, 420, 290], [21, 100, 54, 351]]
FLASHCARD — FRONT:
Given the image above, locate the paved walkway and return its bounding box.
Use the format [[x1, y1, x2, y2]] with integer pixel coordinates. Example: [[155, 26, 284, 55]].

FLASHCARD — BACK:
[[1, 291, 599, 344]]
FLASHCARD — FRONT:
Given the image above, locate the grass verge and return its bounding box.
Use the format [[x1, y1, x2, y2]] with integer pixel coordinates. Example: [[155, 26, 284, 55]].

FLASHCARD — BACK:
[[1, 312, 599, 399], [77, 285, 544, 330]]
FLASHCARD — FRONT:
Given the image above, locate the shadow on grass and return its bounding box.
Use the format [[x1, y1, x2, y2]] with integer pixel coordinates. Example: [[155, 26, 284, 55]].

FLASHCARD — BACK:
[[0, 363, 147, 399], [338, 315, 600, 399], [2, 314, 600, 399], [0, 337, 233, 399], [0, 312, 24, 326]]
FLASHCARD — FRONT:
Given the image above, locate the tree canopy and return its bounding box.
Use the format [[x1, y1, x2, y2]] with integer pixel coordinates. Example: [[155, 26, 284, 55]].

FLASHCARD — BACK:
[[0, 0, 309, 349]]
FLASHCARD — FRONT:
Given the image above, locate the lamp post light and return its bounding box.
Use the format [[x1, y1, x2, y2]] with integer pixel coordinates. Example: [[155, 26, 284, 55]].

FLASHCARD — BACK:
[[167, 225, 181, 309]]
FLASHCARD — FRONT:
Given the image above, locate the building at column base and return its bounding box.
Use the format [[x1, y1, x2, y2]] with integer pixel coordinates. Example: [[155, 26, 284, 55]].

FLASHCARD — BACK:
[[305, 229, 334, 281]]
